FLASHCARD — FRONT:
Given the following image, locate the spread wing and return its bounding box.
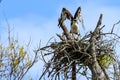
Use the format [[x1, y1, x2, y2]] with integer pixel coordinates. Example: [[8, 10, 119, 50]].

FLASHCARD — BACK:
[[74, 7, 85, 30], [74, 7, 81, 20], [62, 8, 73, 21], [58, 8, 73, 26]]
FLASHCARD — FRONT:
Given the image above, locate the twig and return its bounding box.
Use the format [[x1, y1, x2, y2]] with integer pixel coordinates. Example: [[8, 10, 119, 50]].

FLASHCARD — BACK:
[[2, 7, 11, 44], [111, 20, 120, 33], [56, 33, 65, 41], [19, 51, 38, 80], [46, 37, 54, 46], [51, 61, 74, 79]]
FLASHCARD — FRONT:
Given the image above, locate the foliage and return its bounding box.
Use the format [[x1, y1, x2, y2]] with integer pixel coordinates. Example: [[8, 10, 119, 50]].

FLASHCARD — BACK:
[[97, 53, 115, 69], [0, 36, 39, 80]]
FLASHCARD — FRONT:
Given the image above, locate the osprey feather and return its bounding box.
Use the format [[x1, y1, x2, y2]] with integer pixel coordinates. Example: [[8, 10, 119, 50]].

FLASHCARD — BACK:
[[58, 8, 73, 27], [70, 19, 79, 35], [70, 7, 85, 35], [73, 7, 85, 30]]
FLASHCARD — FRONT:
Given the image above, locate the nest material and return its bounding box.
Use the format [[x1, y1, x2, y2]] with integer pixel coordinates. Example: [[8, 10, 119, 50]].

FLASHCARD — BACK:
[[39, 14, 117, 80], [48, 34, 115, 68], [50, 40, 91, 64], [39, 33, 115, 80]]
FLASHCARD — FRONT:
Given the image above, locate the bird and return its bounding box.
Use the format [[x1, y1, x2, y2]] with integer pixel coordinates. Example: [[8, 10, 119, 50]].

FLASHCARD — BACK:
[[73, 7, 85, 30], [70, 19, 80, 40], [70, 19, 79, 35], [58, 8, 73, 27], [70, 7, 81, 35], [70, 7, 84, 40]]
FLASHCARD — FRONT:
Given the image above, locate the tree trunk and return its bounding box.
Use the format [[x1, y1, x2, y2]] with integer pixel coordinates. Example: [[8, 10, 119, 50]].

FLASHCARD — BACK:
[[72, 61, 76, 80], [88, 61, 104, 80]]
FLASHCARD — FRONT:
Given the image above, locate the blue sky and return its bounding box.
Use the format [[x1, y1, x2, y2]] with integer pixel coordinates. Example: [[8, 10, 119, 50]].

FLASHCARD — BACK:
[[0, 0, 120, 44], [0, 0, 120, 80]]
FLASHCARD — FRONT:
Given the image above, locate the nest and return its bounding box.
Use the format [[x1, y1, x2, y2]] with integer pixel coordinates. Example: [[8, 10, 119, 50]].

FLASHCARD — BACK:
[[50, 39, 91, 65], [39, 14, 117, 80], [39, 32, 115, 79]]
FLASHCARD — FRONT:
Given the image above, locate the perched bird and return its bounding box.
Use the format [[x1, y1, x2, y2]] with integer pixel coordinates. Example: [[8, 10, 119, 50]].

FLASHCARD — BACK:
[[70, 19, 80, 40], [70, 7, 85, 37], [70, 7, 85, 40], [70, 7, 81, 35], [58, 8, 73, 27], [70, 19, 79, 35], [73, 7, 85, 30]]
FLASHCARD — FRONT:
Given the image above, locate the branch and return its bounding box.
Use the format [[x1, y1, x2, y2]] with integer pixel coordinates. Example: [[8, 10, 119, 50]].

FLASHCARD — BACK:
[[88, 14, 104, 80], [56, 33, 65, 41], [19, 51, 38, 80], [58, 19, 72, 40], [94, 14, 103, 36], [94, 13, 102, 31], [98, 61, 110, 80], [111, 20, 120, 33]]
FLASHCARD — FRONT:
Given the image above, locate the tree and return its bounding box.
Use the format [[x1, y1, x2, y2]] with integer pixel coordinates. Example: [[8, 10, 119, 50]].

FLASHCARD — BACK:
[[0, 28, 39, 80], [39, 7, 120, 80]]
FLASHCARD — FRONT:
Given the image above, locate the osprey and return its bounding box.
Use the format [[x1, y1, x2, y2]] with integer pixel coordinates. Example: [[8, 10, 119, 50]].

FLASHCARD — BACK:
[[58, 8, 73, 27], [74, 7, 85, 30], [70, 19, 79, 35], [70, 7, 84, 35]]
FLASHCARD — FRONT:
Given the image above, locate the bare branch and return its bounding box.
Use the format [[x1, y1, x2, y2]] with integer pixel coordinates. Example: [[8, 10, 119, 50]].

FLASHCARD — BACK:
[[111, 20, 120, 33], [58, 20, 72, 40]]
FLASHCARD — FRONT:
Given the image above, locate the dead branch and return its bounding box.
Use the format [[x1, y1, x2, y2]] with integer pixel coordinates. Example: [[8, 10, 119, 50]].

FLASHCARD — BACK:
[[111, 20, 120, 33], [56, 33, 65, 41], [58, 19, 72, 40]]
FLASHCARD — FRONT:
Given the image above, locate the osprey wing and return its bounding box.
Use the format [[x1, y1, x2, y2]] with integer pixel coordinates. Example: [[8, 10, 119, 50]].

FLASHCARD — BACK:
[[63, 8, 73, 21], [74, 7, 85, 30], [58, 8, 73, 26]]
